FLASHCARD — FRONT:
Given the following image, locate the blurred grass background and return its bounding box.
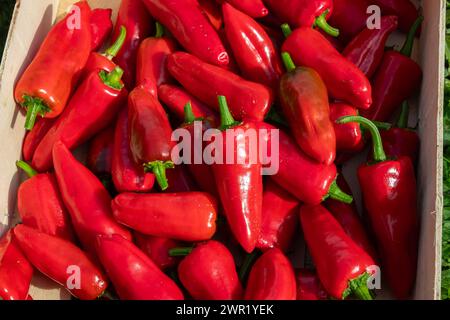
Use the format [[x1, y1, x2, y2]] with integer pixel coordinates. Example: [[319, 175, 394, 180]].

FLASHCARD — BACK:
[[0, 0, 15, 57]]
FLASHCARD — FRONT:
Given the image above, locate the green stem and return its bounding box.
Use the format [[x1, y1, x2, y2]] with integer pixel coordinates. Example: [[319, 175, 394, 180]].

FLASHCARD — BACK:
[[144, 160, 174, 191], [346, 273, 373, 300], [326, 180, 353, 204], [184, 101, 202, 124], [218, 96, 241, 130], [105, 26, 127, 60], [281, 52, 296, 72], [99, 66, 124, 90], [155, 22, 164, 38], [372, 121, 392, 131], [396, 101, 410, 129], [337, 116, 387, 162], [314, 10, 339, 37], [169, 247, 193, 257], [22, 95, 50, 131], [400, 16, 423, 57], [238, 251, 260, 282], [16, 160, 38, 178], [281, 23, 292, 38]]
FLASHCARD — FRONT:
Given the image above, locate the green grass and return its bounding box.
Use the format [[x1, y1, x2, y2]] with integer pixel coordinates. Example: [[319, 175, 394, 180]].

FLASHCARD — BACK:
[[0, 0, 15, 58]]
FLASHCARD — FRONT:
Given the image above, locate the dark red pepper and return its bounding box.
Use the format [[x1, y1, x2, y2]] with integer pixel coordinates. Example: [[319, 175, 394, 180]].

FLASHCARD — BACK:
[[329, 102, 364, 154], [222, 3, 283, 89], [199, 0, 223, 30], [142, 0, 229, 67], [87, 126, 115, 175], [343, 16, 398, 78], [167, 52, 273, 121], [134, 233, 180, 270], [295, 269, 328, 300], [373, 0, 420, 34], [220, 0, 268, 18], [90, 8, 113, 51], [22, 118, 55, 162], [337, 115, 419, 299], [162, 165, 198, 193]]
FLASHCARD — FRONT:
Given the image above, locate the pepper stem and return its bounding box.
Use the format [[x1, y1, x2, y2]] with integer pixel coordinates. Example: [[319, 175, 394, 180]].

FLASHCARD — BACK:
[[144, 160, 174, 191], [281, 52, 296, 72], [314, 10, 340, 37], [16, 160, 38, 178], [218, 96, 241, 130], [281, 23, 293, 38], [184, 101, 202, 124], [346, 272, 373, 300], [99, 66, 124, 90], [155, 22, 164, 38], [238, 251, 260, 282], [326, 180, 353, 204], [400, 16, 423, 57], [396, 101, 410, 129], [22, 95, 50, 131], [337, 116, 387, 162], [105, 26, 127, 60], [169, 247, 193, 257], [372, 121, 392, 131]]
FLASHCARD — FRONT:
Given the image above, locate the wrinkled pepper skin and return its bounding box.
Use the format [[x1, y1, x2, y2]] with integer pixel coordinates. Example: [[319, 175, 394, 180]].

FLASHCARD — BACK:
[[0, 231, 33, 300], [343, 16, 398, 78], [87, 126, 115, 175], [257, 179, 299, 252], [113, 0, 153, 89], [53, 141, 132, 254], [244, 248, 297, 300], [134, 234, 180, 270], [222, 3, 282, 89], [22, 118, 54, 162], [300, 205, 376, 300], [296, 269, 328, 300], [282, 28, 372, 110], [168, 52, 272, 121], [96, 234, 184, 300], [90, 8, 113, 51], [14, 1, 92, 129], [373, 0, 419, 34], [143, 0, 229, 67], [380, 128, 420, 166], [199, 0, 223, 30], [112, 109, 155, 193], [112, 192, 217, 241], [178, 241, 243, 300], [220, 0, 268, 18], [32, 70, 127, 172], [329, 103, 364, 153], [14, 225, 107, 300]]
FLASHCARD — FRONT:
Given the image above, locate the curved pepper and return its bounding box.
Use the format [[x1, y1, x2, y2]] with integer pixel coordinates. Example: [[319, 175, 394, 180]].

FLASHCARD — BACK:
[[111, 109, 155, 193], [0, 230, 33, 300], [87, 126, 115, 175], [223, 3, 283, 89], [219, 0, 268, 18], [90, 8, 113, 51], [280, 53, 336, 165], [134, 233, 181, 270], [112, 192, 217, 241], [22, 118, 55, 162], [175, 241, 243, 300], [257, 179, 299, 252], [361, 17, 423, 122], [128, 86, 175, 190], [31, 67, 127, 172], [14, 225, 107, 300], [244, 248, 297, 300], [300, 204, 376, 300], [52, 141, 132, 254], [142, 0, 229, 67], [167, 52, 273, 121], [337, 115, 419, 299], [96, 234, 183, 300], [373, 0, 420, 34], [329, 102, 364, 153], [343, 16, 398, 78], [296, 269, 328, 300], [199, 0, 223, 30], [163, 165, 198, 193], [16, 161, 75, 242], [212, 96, 263, 253], [14, 1, 92, 130], [282, 26, 372, 110]]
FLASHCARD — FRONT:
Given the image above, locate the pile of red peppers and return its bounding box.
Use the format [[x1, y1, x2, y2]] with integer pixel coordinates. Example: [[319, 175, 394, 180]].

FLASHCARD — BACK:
[[3, 0, 424, 300]]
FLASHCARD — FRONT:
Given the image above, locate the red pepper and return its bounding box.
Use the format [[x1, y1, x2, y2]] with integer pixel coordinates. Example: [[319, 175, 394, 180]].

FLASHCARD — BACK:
[[134, 233, 180, 270], [295, 269, 328, 300], [257, 179, 299, 252], [142, 0, 229, 67], [112, 192, 217, 241], [300, 204, 376, 300], [0, 230, 33, 300], [90, 8, 113, 51], [167, 52, 273, 121], [219, 0, 268, 18], [337, 115, 419, 299], [212, 96, 263, 253], [343, 16, 398, 78], [52, 141, 132, 254], [14, 1, 92, 130], [31, 67, 127, 172], [128, 87, 175, 190], [280, 53, 336, 165], [136, 23, 176, 97], [373, 0, 420, 34], [361, 17, 423, 122], [113, 0, 153, 89], [163, 165, 198, 193], [175, 241, 243, 300], [257, 122, 352, 205], [22, 118, 55, 162], [158, 84, 219, 126], [282, 26, 372, 110], [16, 161, 75, 242], [329, 102, 364, 154], [222, 3, 283, 89], [199, 0, 223, 30], [244, 248, 296, 300], [264, 0, 338, 37], [14, 225, 107, 300], [111, 109, 155, 193], [96, 234, 183, 300], [87, 126, 115, 175]]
